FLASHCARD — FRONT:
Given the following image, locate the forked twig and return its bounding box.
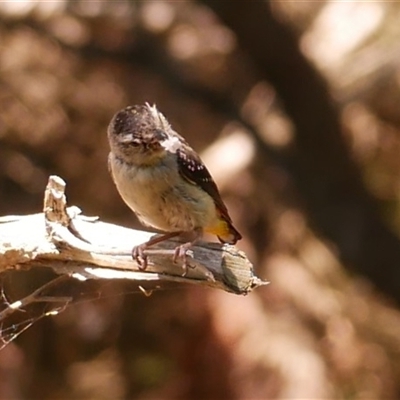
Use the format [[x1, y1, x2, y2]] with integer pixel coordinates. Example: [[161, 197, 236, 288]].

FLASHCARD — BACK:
[[0, 275, 72, 321]]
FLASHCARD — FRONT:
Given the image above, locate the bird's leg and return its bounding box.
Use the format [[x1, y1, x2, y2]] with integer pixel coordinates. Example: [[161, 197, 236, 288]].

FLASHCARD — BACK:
[[173, 228, 202, 276], [132, 231, 180, 270]]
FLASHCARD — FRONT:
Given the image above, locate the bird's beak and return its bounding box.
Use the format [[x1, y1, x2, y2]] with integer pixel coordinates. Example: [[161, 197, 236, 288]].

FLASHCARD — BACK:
[[154, 129, 168, 142]]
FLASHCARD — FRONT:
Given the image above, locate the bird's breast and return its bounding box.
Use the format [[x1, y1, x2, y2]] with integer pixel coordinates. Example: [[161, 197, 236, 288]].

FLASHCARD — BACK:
[[109, 152, 217, 232]]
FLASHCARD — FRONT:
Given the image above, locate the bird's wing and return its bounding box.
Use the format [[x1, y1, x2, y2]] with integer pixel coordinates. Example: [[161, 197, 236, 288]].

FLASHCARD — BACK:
[[175, 145, 232, 223]]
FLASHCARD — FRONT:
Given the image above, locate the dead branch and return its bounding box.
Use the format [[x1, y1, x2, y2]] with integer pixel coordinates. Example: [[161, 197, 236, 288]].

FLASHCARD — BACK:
[[0, 176, 265, 297], [0, 275, 72, 321]]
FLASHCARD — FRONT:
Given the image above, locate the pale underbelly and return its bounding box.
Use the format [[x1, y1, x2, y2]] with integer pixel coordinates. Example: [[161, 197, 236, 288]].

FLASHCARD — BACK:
[[111, 159, 217, 232]]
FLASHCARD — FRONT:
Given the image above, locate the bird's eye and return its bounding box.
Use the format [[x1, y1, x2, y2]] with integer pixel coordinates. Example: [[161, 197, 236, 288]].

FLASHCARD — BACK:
[[154, 129, 168, 141], [130, 139, 141, 147]]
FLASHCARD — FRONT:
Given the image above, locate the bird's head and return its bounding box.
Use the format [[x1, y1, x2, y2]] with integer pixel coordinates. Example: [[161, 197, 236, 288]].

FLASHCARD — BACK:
[[107, 103, 171, 165]]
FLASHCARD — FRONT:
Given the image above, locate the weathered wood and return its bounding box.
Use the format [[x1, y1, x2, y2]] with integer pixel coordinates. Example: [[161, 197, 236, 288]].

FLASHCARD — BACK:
[[0, 176, 266, 295]]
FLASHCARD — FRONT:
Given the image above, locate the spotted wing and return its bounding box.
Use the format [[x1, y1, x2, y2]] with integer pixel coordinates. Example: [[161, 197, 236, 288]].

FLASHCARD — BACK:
[[176, 146, 232, 223]]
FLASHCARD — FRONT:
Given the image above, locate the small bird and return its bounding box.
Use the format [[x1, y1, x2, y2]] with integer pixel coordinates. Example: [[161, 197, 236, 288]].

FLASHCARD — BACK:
[[107, 103, 241, 271]]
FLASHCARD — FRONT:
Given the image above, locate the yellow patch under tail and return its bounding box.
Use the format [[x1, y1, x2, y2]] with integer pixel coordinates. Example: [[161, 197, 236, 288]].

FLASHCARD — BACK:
[[204, 218, 241, 245]]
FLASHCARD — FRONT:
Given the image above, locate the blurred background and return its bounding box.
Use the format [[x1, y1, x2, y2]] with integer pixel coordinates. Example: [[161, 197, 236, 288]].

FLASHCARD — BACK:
[[1, 0, 400, 398]]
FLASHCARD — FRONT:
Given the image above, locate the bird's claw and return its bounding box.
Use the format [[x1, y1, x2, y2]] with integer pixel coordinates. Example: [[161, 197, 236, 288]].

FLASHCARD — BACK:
[[173, 243, 194, 276], [133, 239, 194, 276], [132, 244, 148, 270]]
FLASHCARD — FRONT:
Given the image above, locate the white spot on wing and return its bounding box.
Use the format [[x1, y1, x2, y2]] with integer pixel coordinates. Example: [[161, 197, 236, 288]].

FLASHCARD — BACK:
[[161, 135, 181, 153]]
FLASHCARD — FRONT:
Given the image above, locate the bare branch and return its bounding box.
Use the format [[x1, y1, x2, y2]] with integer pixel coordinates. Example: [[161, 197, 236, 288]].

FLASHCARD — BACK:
[[0, 175, 266, 296], [0, 275, 71, 321]]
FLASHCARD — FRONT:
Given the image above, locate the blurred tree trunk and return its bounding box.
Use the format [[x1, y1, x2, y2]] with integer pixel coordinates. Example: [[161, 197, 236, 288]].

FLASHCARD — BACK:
[[200, 0, 400, 302]]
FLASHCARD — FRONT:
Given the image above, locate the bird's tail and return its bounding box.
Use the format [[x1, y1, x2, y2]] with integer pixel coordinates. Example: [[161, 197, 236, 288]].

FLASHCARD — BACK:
[[217, 221, 242, 245], [205, 217, 241, 245]]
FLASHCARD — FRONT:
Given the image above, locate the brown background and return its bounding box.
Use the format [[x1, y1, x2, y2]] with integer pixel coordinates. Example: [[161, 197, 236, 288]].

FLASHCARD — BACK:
[[1, 1, 400, 399]]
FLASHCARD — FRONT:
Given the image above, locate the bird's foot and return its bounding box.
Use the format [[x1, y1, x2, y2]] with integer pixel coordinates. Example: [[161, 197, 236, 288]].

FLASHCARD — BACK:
[[132, 232, 181, 270], [173, 242, 194, 276], [132, 231, 199, 274], [132, 244, 148, 270]]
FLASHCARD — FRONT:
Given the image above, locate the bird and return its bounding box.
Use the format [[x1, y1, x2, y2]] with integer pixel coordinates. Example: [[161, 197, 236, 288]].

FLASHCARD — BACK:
[[107, 103, 242, 272]]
